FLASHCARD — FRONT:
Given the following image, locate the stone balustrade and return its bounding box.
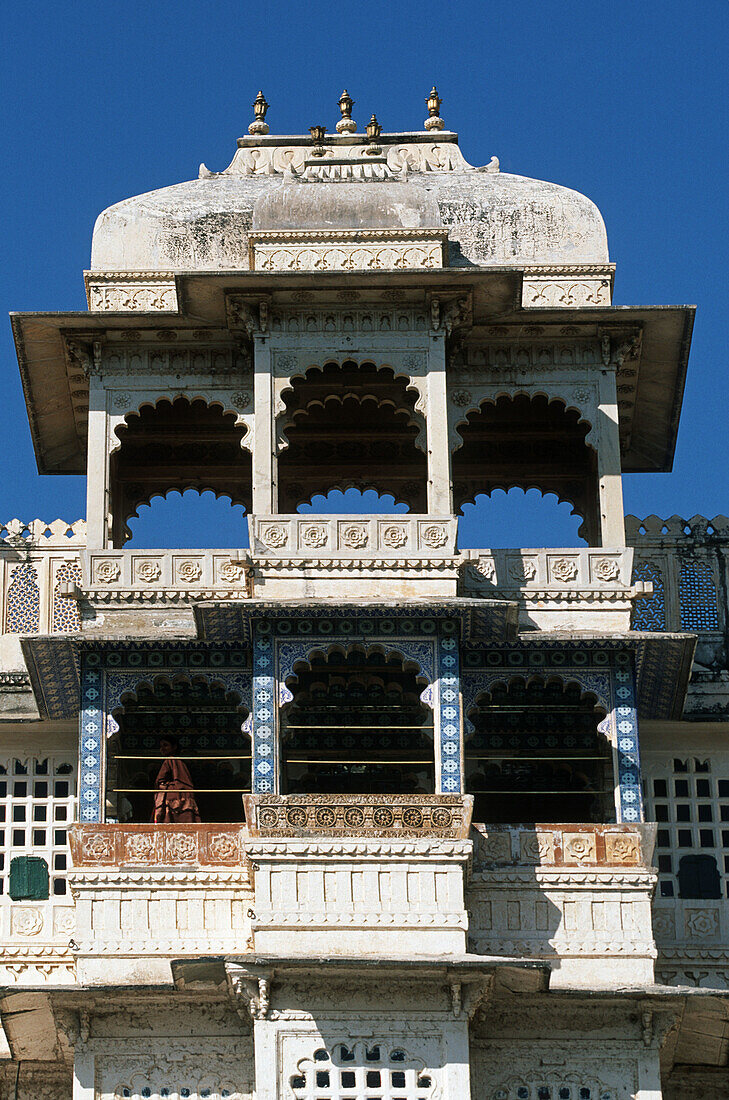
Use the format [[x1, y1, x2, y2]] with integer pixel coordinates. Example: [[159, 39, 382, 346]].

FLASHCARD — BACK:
[[466, 824, 657, 988], [460, 546, 642, 631], [68, 823, 254, 984], [81, 548, 252, 600]]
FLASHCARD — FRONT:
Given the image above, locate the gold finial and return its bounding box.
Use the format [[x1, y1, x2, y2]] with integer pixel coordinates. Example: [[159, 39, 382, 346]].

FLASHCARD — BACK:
[[249, 91, 270, 135], [309, 124, 328, 157], [365, 114, 383, 156], [424, 85, 444, 131], [336, 89, 357, 133]]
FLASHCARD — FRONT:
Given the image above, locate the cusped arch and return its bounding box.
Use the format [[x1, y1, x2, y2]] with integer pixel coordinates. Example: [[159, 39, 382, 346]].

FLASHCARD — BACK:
[[106, 670, 252, 741], [451, 390, 596, 453], [279, 641, 435, 706]]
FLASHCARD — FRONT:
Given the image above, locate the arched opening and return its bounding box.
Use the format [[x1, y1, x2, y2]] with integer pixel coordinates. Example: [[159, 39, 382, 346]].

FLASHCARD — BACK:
[[126, 489, 249, 548], [452, 394, 599, 545], [458, 488, 586, 549], [466, 677, 613, 823], [278, 362, 427, 513], [106, 675, 251, 823], [110, 398, 252, 547], [298, 489, 409, 515], [281, 647, 434, 794]]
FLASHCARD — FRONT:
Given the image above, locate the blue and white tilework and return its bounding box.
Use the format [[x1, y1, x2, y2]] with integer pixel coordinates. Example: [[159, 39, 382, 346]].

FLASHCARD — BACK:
[[252, 622, 276, 793], [611, 655, 643, 822], [438, 626, 462, 793], [79, 654, 104, 822]]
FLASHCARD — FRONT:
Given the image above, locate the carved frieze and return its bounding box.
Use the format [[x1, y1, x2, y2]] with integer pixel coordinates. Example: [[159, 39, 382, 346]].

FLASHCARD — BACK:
[[249, 228, 447, 272], [84, 272, 179, 313], [245, 795, 473, 839]]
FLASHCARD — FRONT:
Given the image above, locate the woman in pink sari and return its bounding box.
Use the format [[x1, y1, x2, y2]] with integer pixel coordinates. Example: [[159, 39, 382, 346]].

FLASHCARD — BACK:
[[152, 737, 201, 823]]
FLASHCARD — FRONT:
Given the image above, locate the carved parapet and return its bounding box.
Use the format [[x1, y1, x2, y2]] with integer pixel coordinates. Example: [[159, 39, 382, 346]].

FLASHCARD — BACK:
[[68, 825, 255, 983], [0, 900, 77, 986], [248, 515, 461, 598], [248, 228, 448, 272], [0, 528, 85, 651], [521, 265, 615, 308], [80, 549, 253, 605], [84, 271, 179, 312], [250, 514, 457, 557], [69, 823, 249, 867], [461, 546, 640, 631], [245, 832, 472, 957], [244, 794, 473, 839], [467, 824, 657, 988]]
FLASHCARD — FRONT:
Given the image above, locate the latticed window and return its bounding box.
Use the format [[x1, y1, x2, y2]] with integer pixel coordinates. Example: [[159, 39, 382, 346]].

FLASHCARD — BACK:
[[5, 562, 40, 633], [678, 559, 720, 631], [290, 1044, 435, 1100], [646, 757, 729, 899], [631, 561, 666, 631], [52, 560, 82, 631], [0, 755, 76, 897]]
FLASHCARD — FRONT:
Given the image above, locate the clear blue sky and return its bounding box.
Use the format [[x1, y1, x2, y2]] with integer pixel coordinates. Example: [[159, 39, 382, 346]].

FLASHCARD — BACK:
[[1, 1, 727, 546]]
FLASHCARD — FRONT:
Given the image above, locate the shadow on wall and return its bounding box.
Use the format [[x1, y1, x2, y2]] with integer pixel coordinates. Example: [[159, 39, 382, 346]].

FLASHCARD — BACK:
[[458, 488, 587, 549], [125, 490, 249, 549]]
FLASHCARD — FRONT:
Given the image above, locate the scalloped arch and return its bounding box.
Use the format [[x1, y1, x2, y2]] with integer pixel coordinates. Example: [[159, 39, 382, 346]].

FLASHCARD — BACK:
[[451, 389, 596, 454]]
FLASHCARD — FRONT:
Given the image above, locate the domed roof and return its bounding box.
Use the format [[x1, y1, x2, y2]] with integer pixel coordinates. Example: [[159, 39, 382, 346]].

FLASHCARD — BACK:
[[252, 178, 440, 232], [90, 132, 609, 271]]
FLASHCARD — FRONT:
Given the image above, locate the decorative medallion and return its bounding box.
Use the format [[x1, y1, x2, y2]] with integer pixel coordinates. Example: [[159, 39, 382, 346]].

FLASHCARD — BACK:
[[450, 389, 472, 407], [95, 560, 121, 584], [230, 391, 251, 410], [550, 558, 579, 582], [136, 560, 162, 583], [219, 560, 246, 583], [300, 524, 328, 549], [471, 558, 495, 581], [593, 557, 620, 582], [341, 524, 369, 549], [381, 525, 408, 549], [261, 524, 288, 549], [344, 806, 365, 828], [176, 560, 202, 583], [421, 524, 448, 548], [11, 908, 43, 936], [112, 391, 132, 410]]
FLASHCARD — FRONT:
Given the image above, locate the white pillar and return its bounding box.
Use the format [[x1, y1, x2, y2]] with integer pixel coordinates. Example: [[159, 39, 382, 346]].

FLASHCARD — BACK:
[[426, 332, 453, 514], [252, 336, 276, 515], [85, 377, 109, 549], [597, 368, 626, 546]]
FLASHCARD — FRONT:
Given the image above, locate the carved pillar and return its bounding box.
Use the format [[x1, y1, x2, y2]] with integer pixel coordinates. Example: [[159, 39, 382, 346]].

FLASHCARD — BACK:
[[597, 366, 626, 545], [85, 374, 109, 550], [253, 336, 277, 515], [426, 330, 453, 513]]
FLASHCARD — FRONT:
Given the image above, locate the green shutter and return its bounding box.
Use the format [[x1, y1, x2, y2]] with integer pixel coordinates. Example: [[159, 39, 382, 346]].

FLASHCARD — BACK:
[[9, 856, 49, 900]]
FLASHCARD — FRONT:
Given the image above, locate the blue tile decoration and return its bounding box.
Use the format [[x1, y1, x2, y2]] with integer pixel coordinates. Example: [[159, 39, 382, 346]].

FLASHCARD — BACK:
[[461, 646, 643, 823], [78, 644, 253, 820], [250, 614, 461, 794]]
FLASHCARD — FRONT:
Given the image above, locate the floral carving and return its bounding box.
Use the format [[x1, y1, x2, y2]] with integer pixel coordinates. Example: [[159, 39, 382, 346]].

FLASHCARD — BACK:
[[520, 832, 555, 864], [230, 391, 251, 410], [686, 908, 719, 938], [477, 832, 511, 863], [54, 909, 76, 935], [471, 558, 495, 581], [209, 833, 241, 862], [593, 557, 620, 582], [652, 911, 675, 940], [11, 908, 44, 936], [344, 806, 365, 828], [95, 560, 121, 584], [604, 833, 640, 864], [550, 558, 579, 582], [112, 391, 132, 410], [176, 559, 202, 583], [450, 389, 473, 407], [381, 524, 408, 549], [563, 833, 597, 863], [165, 833, 199, 863], [573, 386, 592, 403], [300, 524, 328, 549], [261, 524, 288, 549], [219, 560, 246, 583], [341, 524, 369, 549], [124, 833, 158, 862], [421, 524, 448, 548], [508, 558, 537, 582], [373, 806, 395, 828], [83, 832, 115, 862], [136, 560, 162, 582]]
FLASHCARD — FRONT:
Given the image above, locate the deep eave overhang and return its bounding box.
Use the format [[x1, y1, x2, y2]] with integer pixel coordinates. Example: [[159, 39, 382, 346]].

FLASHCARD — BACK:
[[11, 268, 694, 475], [17, 614, 695, 723]]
